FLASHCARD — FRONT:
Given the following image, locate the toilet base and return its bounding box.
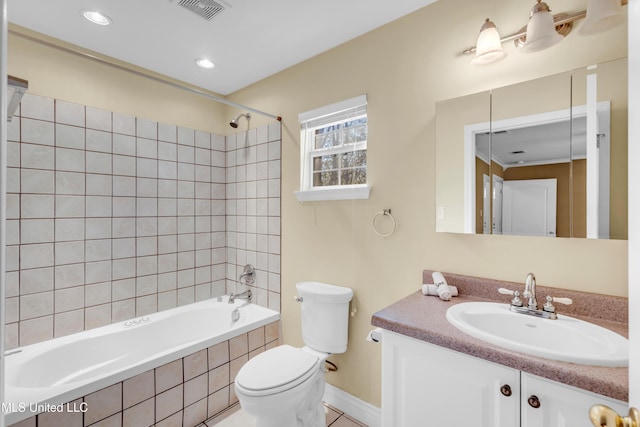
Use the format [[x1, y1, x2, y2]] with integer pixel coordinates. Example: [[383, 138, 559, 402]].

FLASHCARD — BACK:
[[241, 365, 327, 427]]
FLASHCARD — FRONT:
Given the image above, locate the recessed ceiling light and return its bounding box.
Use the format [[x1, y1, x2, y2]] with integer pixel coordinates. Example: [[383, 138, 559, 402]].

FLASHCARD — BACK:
[[81, 9, 112, 26], [195, 58, 215, 69]]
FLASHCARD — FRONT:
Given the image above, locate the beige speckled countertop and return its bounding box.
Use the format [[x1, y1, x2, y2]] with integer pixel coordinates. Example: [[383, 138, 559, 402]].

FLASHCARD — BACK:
[[371, 271, 628, 402]]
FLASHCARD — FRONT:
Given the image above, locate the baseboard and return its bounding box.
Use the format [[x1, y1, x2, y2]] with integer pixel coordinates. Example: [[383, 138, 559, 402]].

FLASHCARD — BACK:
[[323, 383, 381, 427]]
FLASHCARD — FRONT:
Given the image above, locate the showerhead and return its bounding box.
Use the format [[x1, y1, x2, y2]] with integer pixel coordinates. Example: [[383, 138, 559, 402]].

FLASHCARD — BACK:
[[229, 113, 251, 128]]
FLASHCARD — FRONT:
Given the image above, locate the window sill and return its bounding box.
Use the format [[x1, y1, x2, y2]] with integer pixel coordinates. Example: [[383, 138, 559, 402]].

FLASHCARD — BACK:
[[294, 185, 371, 202]]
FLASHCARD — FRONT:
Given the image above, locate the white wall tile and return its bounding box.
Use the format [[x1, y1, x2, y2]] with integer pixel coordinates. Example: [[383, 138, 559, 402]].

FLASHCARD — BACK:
[[137, 137, 158, 159], [86, 106, 112, 132], [7, 117, 20, 142], [22, 118, 55, 146], [113, 134, 136, 156], [86, 282, 112, 307], [20, 315, 53, 345], [137, 157, 157, 178], [86, 260, 112, 284], [20, 267, 54, 294], [21, 169, 54, 194], [56, 171, 85, 195], [87, 152, 112, 174], [54, 263, 85, 289], [55, 287, 85, 313], [137, 178, 158, 198], [113, 238, 136, 259], [178, 127, 195, 146], [158, 160, 177, 179], [20, 291, 54, 319], [55, 241, 85, 265], [56, 124, 85, 150], [6, 169, 20, 194], [21, 219, 55, 244], [113, 217, 136, 238], [113, 154, 136, 176], [158, 141, 178, 161], [22, 143, 55, 169], [113, 197, 136, 217], [112, 278, 136, 301], [86, 196, 111, 218], [86, 129, 112, 153], [55, 218, 85, 242], [56, 100, 85, 126], [86, 239, 112, 262], [55, 195, 85, 218], [136, 118, 157, 139], [20, 243, 54, 269], [86, 218, 112, 240], [56, 147, 85, 172], [7, 141, 20, 166], [54, 310, 84, 337], [158, 123, 177, 143], [87, 174, 113, 196], [113, 176, 137, 196], [21, 94, 54, 121], [113, 113, 136, 136]]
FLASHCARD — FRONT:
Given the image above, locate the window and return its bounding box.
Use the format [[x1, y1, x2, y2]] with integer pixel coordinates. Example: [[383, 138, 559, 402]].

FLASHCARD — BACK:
[[295, 95, 371, 202]]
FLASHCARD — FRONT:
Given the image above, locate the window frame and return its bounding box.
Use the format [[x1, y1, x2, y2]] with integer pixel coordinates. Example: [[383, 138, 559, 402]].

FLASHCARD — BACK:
[[295, 95, 371, 202]]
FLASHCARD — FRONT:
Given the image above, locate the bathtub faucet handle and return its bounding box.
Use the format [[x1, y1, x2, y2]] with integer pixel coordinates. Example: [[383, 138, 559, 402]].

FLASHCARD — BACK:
[[294, 296, 303, 303]]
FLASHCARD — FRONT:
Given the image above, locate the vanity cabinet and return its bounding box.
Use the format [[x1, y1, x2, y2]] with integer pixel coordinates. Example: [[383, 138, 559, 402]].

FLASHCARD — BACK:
[[381, 330, 626, 427]]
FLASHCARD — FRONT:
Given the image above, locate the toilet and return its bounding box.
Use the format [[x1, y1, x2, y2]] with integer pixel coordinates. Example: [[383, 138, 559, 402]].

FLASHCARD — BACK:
[[234, 281, 353, 427]]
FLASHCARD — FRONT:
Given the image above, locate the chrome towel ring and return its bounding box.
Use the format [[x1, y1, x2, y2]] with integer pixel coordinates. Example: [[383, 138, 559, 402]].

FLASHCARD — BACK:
[[372, 209, 396, 237]]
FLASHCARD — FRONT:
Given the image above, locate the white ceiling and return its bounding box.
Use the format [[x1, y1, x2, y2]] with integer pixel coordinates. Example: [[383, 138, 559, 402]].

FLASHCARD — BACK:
[[8, 0, 437, 96]]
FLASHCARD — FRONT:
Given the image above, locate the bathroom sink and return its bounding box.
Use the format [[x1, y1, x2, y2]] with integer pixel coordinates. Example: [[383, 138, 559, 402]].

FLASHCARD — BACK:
[[445, 302, 628, 367]]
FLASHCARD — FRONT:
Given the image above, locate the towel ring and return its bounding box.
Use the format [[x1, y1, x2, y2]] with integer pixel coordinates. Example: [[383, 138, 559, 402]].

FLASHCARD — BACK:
[[373, 209, 396, 237]]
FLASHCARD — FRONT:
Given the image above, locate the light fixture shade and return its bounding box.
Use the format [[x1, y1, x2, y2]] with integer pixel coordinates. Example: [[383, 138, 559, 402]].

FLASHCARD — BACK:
[[580, 0, 625, 35], [471, 18, 507, 65], [520, 1, 564, 53]]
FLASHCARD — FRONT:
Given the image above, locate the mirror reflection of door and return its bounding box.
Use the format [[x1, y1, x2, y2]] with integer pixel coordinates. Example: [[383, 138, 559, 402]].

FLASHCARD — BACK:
[[502, 179, 557, 237], [482, 174, 490, 234]]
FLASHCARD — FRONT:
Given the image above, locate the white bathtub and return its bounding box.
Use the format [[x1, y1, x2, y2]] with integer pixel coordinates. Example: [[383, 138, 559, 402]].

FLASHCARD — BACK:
[[3, 296, 279, 425]]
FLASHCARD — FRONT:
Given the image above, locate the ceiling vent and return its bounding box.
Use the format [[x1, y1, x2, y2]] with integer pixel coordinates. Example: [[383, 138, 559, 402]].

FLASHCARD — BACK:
[[177, 0, 226, 21]]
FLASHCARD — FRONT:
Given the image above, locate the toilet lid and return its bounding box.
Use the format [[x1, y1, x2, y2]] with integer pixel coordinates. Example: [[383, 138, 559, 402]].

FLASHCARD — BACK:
[[235, 345, 320, 394]]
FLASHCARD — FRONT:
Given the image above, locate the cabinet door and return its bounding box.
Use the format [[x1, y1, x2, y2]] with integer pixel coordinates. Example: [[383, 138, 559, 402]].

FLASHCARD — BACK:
[[382, 331, 520, 427], [521, 372, 628, 427]]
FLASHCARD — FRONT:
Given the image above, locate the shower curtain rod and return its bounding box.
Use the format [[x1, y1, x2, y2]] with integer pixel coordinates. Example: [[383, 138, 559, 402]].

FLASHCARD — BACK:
[[9, 30, 282, 122]]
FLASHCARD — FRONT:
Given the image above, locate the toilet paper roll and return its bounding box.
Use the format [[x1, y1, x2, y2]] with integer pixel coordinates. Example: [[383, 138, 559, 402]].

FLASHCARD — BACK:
[[366, 328, 383, 343], [421, 284, 459, 297]]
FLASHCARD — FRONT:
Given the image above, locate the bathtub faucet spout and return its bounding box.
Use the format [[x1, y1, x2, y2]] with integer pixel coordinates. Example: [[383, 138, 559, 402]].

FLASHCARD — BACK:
[[229, 289, 252, 304]]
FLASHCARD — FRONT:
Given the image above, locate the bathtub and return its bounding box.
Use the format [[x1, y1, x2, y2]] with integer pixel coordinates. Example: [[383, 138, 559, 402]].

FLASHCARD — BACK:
[[4, 296, 279, 425]]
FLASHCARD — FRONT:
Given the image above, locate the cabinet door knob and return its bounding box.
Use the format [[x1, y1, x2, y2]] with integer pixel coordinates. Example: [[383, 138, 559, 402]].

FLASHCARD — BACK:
[[500, 384, 512, 397], [589, 405, 640, 427], [528, 395, 541, 409]]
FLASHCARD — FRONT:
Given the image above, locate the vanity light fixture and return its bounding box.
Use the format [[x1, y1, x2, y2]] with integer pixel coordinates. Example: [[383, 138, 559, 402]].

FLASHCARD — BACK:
[[471, 19, 507, 65], [580, 0, 625, 35], [81, 9, 112, 26], [519, 0, 564, 53], [463, 0, 627, 64], [195, 58, 215, 69]]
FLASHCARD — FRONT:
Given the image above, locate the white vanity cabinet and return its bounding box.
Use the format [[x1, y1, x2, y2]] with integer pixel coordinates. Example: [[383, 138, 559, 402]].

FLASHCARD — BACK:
[[381, 330, 626, 427]]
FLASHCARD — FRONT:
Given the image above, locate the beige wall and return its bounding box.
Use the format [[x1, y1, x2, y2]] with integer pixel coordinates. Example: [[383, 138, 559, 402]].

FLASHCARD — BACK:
[[7, 0, 629, 410], [227, 0, 628, 407]]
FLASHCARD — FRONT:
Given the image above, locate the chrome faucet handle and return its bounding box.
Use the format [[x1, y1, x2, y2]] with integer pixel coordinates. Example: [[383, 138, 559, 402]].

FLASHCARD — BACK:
[[543, 295, 573, 313], [498, 288, 523, 307]]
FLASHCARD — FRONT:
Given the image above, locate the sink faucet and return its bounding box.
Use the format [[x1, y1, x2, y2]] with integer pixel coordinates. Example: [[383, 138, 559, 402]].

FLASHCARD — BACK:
[[498, 273, 572, 320], [229, 289, 252, 304], [523, 273, 538, 310]]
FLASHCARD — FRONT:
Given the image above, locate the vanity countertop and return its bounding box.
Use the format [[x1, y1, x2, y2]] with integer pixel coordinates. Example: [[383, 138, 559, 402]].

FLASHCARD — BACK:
[[371, 271, 628, 402]]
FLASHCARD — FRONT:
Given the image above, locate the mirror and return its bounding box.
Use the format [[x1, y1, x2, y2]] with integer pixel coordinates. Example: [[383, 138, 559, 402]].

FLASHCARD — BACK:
[[435, 57, 628, 239]]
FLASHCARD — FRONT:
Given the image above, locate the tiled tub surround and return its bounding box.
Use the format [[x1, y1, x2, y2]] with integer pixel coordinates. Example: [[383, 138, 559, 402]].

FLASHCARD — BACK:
[[5, 297, 281, 426], [371, 270, 629, 402], [4, 93, 282, 349]]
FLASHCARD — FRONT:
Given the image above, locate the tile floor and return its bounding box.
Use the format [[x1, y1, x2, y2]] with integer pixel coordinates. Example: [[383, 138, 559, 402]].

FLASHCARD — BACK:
[[201, 402, 367, 427]]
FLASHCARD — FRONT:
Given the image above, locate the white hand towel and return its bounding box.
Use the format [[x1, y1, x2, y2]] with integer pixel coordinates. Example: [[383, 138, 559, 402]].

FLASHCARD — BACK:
[[432, 271, 452, 301], [421, 284, 459, 297]]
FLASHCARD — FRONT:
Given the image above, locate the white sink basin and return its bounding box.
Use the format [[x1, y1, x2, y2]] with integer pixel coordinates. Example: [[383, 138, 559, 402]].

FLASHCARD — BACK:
[[446, 302, 628, 367]]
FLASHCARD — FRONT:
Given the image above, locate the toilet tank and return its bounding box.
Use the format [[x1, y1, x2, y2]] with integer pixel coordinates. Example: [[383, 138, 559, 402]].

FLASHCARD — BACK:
[[296, 282, 353, 354]]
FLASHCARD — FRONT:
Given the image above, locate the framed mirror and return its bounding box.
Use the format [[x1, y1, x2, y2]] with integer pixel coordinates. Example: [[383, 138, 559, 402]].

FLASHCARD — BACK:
[[435, 57, 627, 240]]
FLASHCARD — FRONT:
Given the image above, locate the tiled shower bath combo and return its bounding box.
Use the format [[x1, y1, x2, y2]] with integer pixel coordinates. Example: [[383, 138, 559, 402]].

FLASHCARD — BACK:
[[4, 93, 282, 426]]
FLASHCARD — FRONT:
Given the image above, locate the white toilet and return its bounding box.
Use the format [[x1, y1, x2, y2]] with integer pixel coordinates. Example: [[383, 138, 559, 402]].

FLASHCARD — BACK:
[[234, 281, 353, 427]]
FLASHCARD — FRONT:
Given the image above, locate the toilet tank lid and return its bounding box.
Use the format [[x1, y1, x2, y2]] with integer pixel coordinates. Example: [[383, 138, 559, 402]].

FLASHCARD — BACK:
[[296, 282, 353, 303]]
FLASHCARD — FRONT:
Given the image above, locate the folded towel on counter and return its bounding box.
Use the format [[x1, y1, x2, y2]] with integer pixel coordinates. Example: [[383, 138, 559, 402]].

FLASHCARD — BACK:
[[421, 284, 459, 298]]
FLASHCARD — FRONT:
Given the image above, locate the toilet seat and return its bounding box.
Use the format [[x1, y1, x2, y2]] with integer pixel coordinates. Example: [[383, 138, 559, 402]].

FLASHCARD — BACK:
[[235, 345, 321, 397]]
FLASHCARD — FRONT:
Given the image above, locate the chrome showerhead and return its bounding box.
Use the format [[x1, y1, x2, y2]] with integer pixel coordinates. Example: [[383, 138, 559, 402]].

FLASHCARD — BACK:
[[230, 113, 251, 128]]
